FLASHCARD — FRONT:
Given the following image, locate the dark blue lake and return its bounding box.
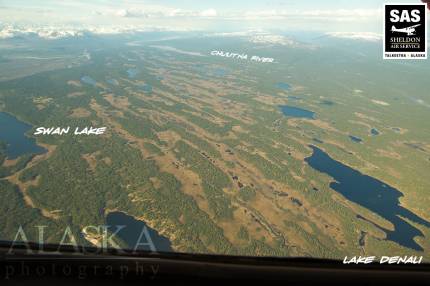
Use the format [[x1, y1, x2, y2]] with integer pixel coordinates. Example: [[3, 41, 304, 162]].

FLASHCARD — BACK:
[[213, 68, 228, 77], [106, 78, 119, 86], [349, 135, 362, 143], [371, 128, 380, 136], [276, 82, 292, 91], [305, 145, 430, 251], [127, 68, 140, 78], [106, 211, 172, 252], [280, 105, 315, 119], [139, 84, 153, 94], [0, 112, 46, 160], [320, 100, 335, 106], [81, 76, 97, 86]]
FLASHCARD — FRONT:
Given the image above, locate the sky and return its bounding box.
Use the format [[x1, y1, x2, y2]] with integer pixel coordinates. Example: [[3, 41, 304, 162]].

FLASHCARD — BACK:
[[0, 0, 427, 36]]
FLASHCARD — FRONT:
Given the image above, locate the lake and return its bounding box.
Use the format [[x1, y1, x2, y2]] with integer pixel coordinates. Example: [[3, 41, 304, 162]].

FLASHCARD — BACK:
[[276, 82, 292, 91], [288, 96, 301, 101], [0, 112, 46, 160], [139, 84, 153, 94], [81, 76, 97, 86], [320, 100, 335, 106], [106, 78, 119, 86], [349, 135, 362, 143], [127, 68, 140, 78], [213, 68, 228, 77], [371, 128, 380, 136], [280, 105, 315, 119], [305, 145, 430, 251], [106, 211, 172, 252]]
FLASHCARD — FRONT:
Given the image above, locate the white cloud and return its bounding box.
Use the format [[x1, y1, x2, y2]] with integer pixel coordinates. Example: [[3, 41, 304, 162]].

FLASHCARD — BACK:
[[0, 24, 196, 40], [96, 6, 217, 19], [230, 8, 382, 21], [92, 5, 380, 22], [0, 26, 15, 39], [115, 9, 128, 17], [0, 25, 83, 39], [301, 9, 381, 18], [208, 30, 262, 37], [0, 0, 385, 35], [325, 32, 382, 42], [206, 30, 316, 49], [0, 3, 385, 41], [249, 34, 297, 46], [200, 9, 217, 17]]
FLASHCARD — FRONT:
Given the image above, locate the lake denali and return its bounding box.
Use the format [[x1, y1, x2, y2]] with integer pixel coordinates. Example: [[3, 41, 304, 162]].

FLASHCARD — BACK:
[[305, 145, 430, 251], [0, 112, 46, 159]]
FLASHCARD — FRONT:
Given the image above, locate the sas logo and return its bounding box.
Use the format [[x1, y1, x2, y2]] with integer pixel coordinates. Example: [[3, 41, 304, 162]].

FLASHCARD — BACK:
[[384, 3, 427, 59]]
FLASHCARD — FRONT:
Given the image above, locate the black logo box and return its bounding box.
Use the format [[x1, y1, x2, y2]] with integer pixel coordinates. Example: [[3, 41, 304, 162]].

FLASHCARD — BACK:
[[384, 4, 426, 53]]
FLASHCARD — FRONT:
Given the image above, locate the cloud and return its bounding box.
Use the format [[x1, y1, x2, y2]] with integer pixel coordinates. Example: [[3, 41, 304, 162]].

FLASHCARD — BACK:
[[0, 0, 385, 35], [249, 34, 299, 46], [206, 30, 316, 49], [0, 24, 195, 40], [96, 6, 217, 19], [200, 9, 217, 17], [325, 32, 382, 42], [92, 5, 379, 22], [231, 8, 382, 21], [0, 2, 386, 41], [96, 8, 150, 18], [0, 25, 83, 39], [300, 9, 381, 18]]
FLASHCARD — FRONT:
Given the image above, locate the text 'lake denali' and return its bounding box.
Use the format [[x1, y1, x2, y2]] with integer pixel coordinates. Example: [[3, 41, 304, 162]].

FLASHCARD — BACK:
[[343, 256, 423, 264]]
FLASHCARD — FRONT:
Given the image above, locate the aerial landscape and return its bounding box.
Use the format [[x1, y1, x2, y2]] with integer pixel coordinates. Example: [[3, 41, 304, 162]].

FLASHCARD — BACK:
[[0, 0, 429, 260]]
